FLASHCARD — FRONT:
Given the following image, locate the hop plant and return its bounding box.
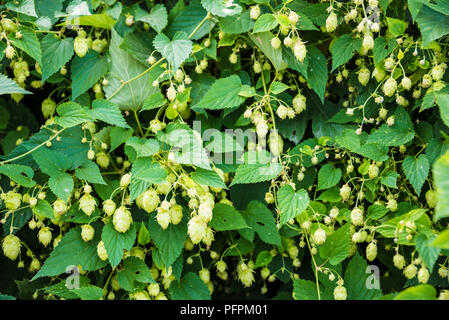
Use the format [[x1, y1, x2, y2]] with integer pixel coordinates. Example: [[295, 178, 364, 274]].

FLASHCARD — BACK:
[[81, 224, 95, 242], [292, 93, 307, 114], [326, 12, 338, 32], [237, 262, 255, 287], [250, 5, 260, 20], [38, 227, 52, 247], [268, 130, 284, 157], [351, 207, 364, 226], [2, 234, 21, 260], [366, 242, 377, 261], [333, 285, 347, 300], [293, 40, 307, 63], [113, 206, 133, 233], [4, 191, 21, 211], [103, 199, 116, 216], [79, 194, 96, 216], [74, 36, 89, 58], [97, 240, 108, 261], [383, 78, 397, 97], [313, 228, 327, 245]]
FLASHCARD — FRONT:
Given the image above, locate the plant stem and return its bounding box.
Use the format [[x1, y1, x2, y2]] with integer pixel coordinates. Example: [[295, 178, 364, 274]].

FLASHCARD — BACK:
[[0, 129, 65, 166]]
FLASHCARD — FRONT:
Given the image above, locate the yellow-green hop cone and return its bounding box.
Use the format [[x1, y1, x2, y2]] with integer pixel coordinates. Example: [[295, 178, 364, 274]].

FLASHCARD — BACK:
[[97, 240, 108, 261], [333, 285, 347, 300], [2, 234, 21, 260], [79, 194, 96, 216], [41, 98, 56, 118], [4, 191, 22, 211], [38, 227, 52, 247], [425, 189, 438, 209], [113, 206, 133, 233], [81, 224, 95, 242], [366, 242, 377, 261]]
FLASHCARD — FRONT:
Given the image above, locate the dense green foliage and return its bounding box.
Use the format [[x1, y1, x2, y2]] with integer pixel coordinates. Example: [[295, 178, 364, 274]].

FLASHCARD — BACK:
[[1, 0, 449, 301]]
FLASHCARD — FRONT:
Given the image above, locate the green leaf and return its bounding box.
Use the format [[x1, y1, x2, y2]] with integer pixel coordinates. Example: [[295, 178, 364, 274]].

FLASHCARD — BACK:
[[381, 171, 399, 189], [48, 172, 73, 203], [319, 224, 351, 265], [415, 232, 440, 272], [433, 151, 449, 222], [158, 123, 211, 170], [56, 102, 94, 128], [277, 185, 309, 225], [254, 250, 273, 268], [331, 34, 362, 71], [6, 126, 88, 171], [121, 256, 155, 284], [104, 29, 157, 111], [306, 47, 328, 102], [110, 127, 133, 152], [75, 160, 106, 185], [377, 209, 427, 242], [416, 5, 449, 47], [40, 35, 74, 81], [0, 164, 35, 187], [138, 222, 151, 245], [230, 162, 282, 186], [243, 201, 281, 246], [125, 137, 160, 158], [141, 92, 167, 111], [344, 252, 382, 300], [249, 31, 287, 71], [137, 4, 168, 33], [293, 278, 319, 300], [2, 206, 32, 235], [402, 155, 430, 195], [201, 0, 242, 17], [33, 224, 107, 279], [102, 221, 137, 268], [33, 200, 56, 220], [317, 163, 342, 191], [91, 99, 130, 128], [367, 124, 415, 147], [193, 75, 245, 110], [129, 159, 167, 202], [71, 51, 109, 101], [153, 31, 193, 71], [0, 74, 31, 95], [148, 210, 188, 267], [435, 92, 449, 128], [191, 168, 227, 189], [9, 27, 41, 64], [373, 37, 396, 66], [432, 229, 449, 249], [253, 14, 278, 33], [43, 276, 90, 300], [67, 14, 116, 29], [72, 286, 104, 300], [394, 285, 436, 300], [270, 81, 289, 94], [219, 10, 254, 34], [166, 0, 215, 41], [387, 17, 408, 37], [6, 0, 37, 17], [408, 0, 425, 20], [169, 272, 211, 300], [367, 204, 389, 220], [210, 203, 248, 231]]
